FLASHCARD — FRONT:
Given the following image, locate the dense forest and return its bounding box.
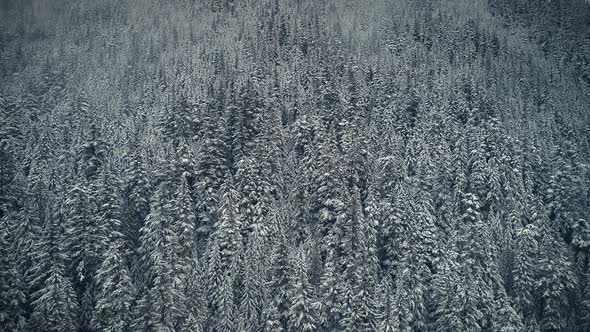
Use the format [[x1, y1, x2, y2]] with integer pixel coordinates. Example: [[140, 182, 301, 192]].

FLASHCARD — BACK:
[[1, 0, 590, 331]]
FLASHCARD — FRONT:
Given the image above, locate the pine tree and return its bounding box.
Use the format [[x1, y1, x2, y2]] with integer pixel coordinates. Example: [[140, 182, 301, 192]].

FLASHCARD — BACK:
[[92, 240, 134, 332], [214, 272, 237, 332], [15, 162, 45, 300], [394, 253, 431, 331], [0, 216, 27, 331], [379, 185, 410, 274], [0, 96, 24, 220], [376, 274, 399, 332], [195, 90, 229, 235], [171, 175, 197, 272], [160, 94, 196, 148], [467, 133, 488, 210], [512, 223, 539, 320], [492, 292, 524, 332], [63, 177, 105, 331], [123, 143, 152, 260], [433, 192, 508, 332], [236, 155, 274, 239], [79, 125, 108, 181], [537, 225, 576, 331], [316, 234, 342, 332], [581, 264, 590, 331], [136, 182, 188, 331], [238, 230, 265, 332], [213, 180, 243, 272], [288, 246, 317, 332], [263, 232, 292, 332], [183, 253, 207, 332], [226, 80, 263, 164], [63, 183, 99, 286], [310, 126, 347, 241], [339, 187, 378, 332], [95, 167, 124, 251], [29, 201, 79, 332], [432, 250, 484, 332]]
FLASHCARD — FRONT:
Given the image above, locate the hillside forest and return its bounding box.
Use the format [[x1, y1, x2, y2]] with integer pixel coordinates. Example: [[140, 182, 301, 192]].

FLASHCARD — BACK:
[[1, 0, 590, 331]]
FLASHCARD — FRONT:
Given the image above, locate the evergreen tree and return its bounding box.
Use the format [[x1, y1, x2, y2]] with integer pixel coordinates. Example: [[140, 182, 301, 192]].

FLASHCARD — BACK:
[[263, 231, 292, 332], [2, 1, 590, 331], [288, 246, 317, 332], [160, 94, 196, 148], [214, 272, 237, 332], [238, 230, 265, 332], [432, 250, 484, 332], [171, 175, 197, 271], [580, 264, 590, 331], [92, 240, 134, 332], [236, 155, 274, 239], [195, 93, 229, 236], [0, 216, 27, 331], [123, 143, 152, 261], [316, 234, 342, 332], [15, 162, 45, 301], [63, 183, 99, 285], [376, 274, 399, 332], [537, 225, 576, 331], [213, 180, 243, 272], [183, 253, 207, 332], [512, 223, 539, 320], [135, 182, 188, 331], [339, 187, 378, 332], [29, 201, 79, 332]]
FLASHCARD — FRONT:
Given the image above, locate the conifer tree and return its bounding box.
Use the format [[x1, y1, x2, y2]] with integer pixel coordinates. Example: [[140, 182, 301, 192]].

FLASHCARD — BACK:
[[238, 230, 265, 332], [92, 240, 134, 332], [135, 182, 188, 331], [64, 184, 98, 285], [0, 216, 27, 331], [537, 225, 576, 331], [214, 272, 237, 332], [288, 246, 317, 332], [263, 231, 292, 332], [236, 155, 273, 238], [183, 253, 207, 332], [15, 162, 45, 298], [580, 265, 590, 331], [124, 142, 152, 256], [213, 180, 243, 271], [339, 187, 378, 332], [316, 234, 342, 332], [29, 201, 79, 332], [195, 92, 229, 235], [512, 223, 539, 320], [376, 274, 399, 332], [160, 94, 196, 148], [172, 175, 197, 271]]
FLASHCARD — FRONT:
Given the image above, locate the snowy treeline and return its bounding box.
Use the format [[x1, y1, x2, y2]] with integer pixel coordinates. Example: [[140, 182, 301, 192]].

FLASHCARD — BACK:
[[1, 0, 590, 331]]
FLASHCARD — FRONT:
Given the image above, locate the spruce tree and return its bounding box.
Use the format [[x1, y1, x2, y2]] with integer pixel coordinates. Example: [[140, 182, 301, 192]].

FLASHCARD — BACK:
[[29, 201, 79, 332], [0, 216, 27, 331], [512, 223, 539, 320], [537, 225, 576, 331], [136, 182, 188, 331], [123, 143, 152, 259], [195, 92, 229, 235], [288, 246, 317, 332], [238, 230, 265, 332], [92, 240, 134, 332], [263, 231, 292, 332]]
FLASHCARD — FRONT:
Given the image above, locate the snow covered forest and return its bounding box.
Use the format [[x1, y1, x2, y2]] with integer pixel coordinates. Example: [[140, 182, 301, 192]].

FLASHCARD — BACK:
[[1, 0, 590, 331]]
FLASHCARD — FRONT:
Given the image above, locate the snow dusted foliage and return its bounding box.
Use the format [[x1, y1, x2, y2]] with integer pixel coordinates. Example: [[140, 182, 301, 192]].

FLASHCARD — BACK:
[[1, 0, 590, 331]]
